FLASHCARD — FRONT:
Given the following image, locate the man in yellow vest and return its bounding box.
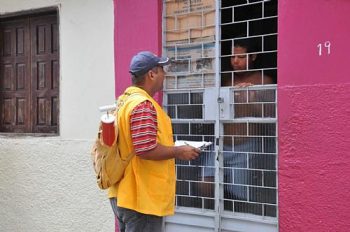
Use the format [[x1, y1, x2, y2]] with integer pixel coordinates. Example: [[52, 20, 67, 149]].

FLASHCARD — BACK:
[[109, 51, 201, 232]]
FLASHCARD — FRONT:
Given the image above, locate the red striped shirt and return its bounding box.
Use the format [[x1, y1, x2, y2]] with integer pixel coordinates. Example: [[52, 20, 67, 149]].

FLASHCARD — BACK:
[[130, 100, 157, 155]]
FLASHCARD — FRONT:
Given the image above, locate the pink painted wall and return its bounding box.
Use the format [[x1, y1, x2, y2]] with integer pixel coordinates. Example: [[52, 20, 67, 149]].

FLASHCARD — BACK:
[[114, 0, 162, 102], [113, 0, 350, 231], [278, 0, 350, 231], [113, 2, 162, 231]]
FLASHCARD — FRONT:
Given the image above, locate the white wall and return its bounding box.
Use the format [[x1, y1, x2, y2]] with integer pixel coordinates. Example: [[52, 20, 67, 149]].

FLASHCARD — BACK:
[[0, 0, 115, 231], [58, 0, 115, 139], [0, 137, 113, 232]]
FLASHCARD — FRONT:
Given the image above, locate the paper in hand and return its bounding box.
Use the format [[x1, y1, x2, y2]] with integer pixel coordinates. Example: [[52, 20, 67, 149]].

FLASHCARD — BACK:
[[175, 140, 212, 150]]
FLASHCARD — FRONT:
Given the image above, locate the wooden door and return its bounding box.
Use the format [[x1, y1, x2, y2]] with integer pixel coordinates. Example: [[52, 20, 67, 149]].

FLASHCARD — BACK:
[[0, 12, 59, 133], [30, 14, 59, 133]]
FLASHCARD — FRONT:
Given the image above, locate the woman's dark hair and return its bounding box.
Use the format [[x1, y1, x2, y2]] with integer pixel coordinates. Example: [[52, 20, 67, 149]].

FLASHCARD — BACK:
[[233, 37, 261, 53]]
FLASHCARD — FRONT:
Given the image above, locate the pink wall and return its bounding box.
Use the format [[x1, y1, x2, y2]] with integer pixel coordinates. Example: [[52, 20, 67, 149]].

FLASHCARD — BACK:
[[113, 1, 162, 231], [114, 0, 162, 102], [278, 0, 350, 231], [113, 0, 350, 231]]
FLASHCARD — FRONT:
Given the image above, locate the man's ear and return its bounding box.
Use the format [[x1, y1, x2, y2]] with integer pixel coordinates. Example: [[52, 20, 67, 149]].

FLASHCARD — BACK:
[[147, 69, 156, 81]]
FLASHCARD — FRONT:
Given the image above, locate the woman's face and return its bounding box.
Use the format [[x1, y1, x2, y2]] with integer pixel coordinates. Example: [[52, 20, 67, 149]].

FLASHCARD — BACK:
[[230, 46, 254, 71]]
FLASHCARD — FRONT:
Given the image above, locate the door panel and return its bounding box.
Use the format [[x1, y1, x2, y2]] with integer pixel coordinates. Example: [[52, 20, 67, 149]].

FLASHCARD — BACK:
[[31, 15, 59, 133], [0, 18, 30, 132], [163, 0, 278, 231]]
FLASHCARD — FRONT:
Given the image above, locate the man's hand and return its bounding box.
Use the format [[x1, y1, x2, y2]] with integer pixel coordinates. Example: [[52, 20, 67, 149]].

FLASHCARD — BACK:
[[138, 143, 201, 161], [173, 145, 201, 160]]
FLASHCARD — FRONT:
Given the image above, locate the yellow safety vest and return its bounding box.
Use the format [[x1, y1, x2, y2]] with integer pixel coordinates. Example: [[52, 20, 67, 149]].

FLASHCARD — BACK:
[[108, 86, 175, 216]]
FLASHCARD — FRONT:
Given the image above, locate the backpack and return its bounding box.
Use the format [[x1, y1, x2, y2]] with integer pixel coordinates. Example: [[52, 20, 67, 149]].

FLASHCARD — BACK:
[[90, 94, 137, 190]]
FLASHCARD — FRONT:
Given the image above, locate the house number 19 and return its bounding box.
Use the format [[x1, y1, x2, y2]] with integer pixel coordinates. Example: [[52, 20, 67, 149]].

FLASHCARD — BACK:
[[317, 41, 331, 56]]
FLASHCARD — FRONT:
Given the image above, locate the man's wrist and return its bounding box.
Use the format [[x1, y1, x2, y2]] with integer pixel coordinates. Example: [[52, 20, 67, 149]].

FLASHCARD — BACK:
[[173, 146, 178, 159]]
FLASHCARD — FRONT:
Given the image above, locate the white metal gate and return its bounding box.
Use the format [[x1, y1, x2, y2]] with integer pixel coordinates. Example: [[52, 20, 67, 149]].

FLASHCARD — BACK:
[[163, 1, 278, 231]]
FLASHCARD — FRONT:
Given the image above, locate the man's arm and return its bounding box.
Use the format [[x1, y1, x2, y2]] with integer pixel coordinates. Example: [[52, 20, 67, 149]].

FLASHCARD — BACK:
[[130, 100, 201, 161], [138, 143, 200, 161]]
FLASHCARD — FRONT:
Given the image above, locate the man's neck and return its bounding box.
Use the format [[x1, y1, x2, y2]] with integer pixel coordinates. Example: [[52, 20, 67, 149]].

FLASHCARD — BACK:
[[133, 84, 154, 97]]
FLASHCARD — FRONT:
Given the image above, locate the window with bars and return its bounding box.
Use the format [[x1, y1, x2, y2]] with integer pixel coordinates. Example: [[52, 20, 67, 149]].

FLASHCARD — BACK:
[[163, 0, 277, 218], [0, 11, 59, 134]]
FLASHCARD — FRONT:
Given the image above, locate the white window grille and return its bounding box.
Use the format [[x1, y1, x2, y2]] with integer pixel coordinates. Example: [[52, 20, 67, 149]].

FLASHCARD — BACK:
[[163, 0, 278, 230]]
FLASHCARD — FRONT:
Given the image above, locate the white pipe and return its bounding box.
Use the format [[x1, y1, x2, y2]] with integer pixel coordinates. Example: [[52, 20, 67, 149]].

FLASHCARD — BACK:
[[99, 103, 116, 112]]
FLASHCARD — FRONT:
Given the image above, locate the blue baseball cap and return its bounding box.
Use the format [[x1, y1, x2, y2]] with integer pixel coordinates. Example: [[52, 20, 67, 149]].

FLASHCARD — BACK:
[[129, 51, 169, 77]]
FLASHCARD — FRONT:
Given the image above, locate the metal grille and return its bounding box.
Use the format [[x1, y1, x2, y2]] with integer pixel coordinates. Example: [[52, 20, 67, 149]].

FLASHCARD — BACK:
[[231, 86, 276, 118], [164, 0, 216, 90], [219, 0, 277, 217], [166, 92, 205, 119], [220, 0, 278, 87], [210, 84, 277, 217], [163, 0, 278, 220], [173, 122, 216, 209]]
